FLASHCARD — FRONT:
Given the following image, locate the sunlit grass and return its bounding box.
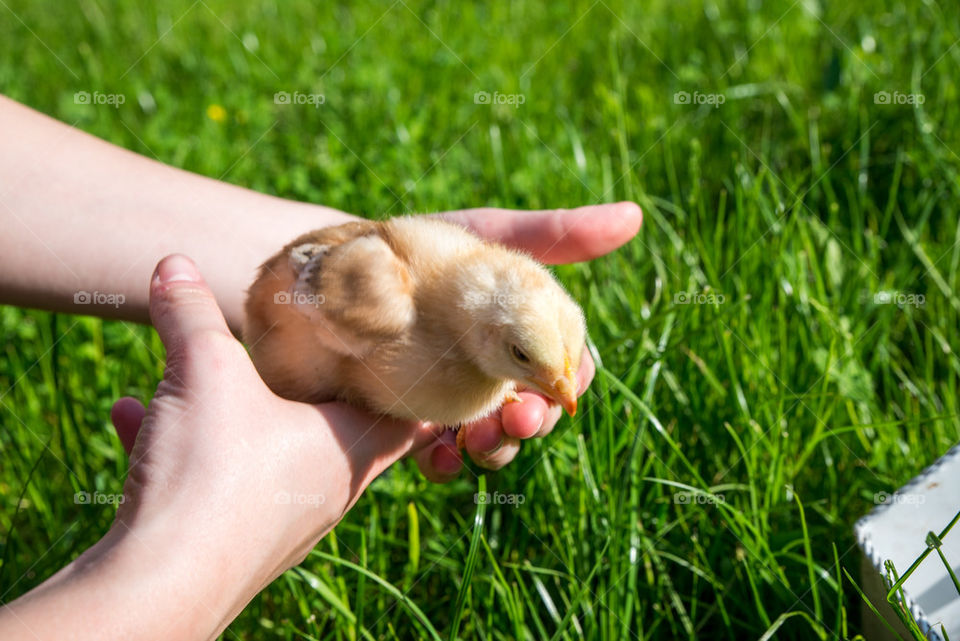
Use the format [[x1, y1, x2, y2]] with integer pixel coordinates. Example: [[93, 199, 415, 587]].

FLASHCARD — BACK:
[[2, 1, 959, 638]]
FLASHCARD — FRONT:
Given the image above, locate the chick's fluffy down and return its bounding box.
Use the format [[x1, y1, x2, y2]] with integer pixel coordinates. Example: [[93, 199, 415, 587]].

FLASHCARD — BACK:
[[244, 216, 585, 427]]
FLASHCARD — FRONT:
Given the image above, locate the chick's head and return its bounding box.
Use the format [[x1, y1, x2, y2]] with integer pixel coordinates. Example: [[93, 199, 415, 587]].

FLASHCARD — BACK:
[[454, 253, 586, 415]]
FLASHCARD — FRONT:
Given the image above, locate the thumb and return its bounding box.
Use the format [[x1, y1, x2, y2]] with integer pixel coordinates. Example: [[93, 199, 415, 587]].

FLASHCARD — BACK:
[[149, 254, 234, 362], [439, 201, 642, 264]]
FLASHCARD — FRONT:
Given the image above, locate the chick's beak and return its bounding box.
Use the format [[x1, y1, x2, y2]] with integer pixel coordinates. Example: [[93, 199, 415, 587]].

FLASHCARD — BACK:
[[528, 354, 579, 416]]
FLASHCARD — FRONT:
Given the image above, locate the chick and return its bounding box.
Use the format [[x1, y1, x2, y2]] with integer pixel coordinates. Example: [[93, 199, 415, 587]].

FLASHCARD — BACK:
[[243, 216, 586, 428]]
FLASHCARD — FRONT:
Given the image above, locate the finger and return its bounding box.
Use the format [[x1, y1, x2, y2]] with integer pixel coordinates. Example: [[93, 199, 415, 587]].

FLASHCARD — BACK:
[[538, 404, 564, 437], [461, 414, 521, 469], [149, 254, 235, 361], [471, 436, 521, 471], [578, 345, 596, 392], [500, 393, 550, 440], [413, 429, 463, 483], [110, 396, 146, 455], [439, 201, 642, 264], [504, 392, 563, 438], [463, 413, 506, 451]]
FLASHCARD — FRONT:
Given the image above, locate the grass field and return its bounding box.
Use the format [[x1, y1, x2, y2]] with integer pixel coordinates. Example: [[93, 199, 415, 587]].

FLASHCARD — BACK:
[[3, 1, 960, 638]]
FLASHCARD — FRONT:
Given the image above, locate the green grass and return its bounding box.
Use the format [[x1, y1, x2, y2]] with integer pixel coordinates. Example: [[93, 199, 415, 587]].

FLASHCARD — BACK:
[[2, 1, 960, 638]]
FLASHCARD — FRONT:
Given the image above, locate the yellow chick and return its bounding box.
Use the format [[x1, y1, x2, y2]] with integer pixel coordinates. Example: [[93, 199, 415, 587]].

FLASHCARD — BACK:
[[243, 216, 585, 428]]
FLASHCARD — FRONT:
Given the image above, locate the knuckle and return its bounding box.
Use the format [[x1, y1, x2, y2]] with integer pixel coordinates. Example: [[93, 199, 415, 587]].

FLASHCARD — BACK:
[[157, 281, 214, 307], [152, 287, 214, 323], [190, 329, 241, 357]]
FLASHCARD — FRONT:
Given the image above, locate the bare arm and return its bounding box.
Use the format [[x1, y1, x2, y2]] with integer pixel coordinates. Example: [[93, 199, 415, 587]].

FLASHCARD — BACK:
[[0, 94, 352, 334]]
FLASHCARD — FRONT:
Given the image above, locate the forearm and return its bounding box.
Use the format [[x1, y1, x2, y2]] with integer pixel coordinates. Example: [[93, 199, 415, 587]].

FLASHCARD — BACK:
[[0, 95, 353, 333], [0, 522, 247, 641]]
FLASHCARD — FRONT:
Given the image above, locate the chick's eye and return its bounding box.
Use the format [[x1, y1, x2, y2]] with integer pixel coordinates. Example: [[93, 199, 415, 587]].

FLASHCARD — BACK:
[[511, 345, 529, 363]]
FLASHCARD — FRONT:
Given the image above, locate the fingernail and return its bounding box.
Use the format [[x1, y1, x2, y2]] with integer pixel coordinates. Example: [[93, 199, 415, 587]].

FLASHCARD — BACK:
[[155, 254, 200, 284], [482, 435, 504, 455]]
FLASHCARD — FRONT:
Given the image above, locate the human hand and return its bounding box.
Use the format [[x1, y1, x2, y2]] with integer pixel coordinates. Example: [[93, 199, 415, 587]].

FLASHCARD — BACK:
[[407, 202, 642, 480], [107, 254, 441, 636]]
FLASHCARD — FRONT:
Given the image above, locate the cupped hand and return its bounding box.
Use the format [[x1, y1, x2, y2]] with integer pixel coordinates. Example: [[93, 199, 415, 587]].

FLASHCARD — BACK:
[[109, 255, 443, 619], [409, 202, 642, 479]]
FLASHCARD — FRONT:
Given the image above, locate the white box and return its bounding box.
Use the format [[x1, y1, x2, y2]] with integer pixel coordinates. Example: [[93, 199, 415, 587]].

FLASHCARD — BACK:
[[855, 445, 960, 640]]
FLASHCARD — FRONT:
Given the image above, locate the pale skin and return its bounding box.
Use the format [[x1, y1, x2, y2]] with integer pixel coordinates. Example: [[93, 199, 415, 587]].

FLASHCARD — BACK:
[[0, 96, 642, 639]]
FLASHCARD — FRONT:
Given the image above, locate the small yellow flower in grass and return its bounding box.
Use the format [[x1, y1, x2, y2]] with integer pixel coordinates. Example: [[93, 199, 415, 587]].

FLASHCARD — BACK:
[[206, 104, 227, 123]]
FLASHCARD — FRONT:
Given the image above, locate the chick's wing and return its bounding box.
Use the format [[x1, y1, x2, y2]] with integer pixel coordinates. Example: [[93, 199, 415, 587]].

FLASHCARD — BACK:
[[289, 225, 416, 350], [244, 221, 417, 402]]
